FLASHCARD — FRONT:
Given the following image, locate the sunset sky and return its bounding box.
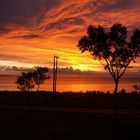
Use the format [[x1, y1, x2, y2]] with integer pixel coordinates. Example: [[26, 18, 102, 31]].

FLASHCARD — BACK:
[[0, 0, 140, 72]]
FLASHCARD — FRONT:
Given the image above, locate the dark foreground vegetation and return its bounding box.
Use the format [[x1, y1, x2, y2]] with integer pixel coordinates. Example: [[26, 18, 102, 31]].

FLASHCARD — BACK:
[[0, 91, 140, 109], [0, 91, 140, 140]]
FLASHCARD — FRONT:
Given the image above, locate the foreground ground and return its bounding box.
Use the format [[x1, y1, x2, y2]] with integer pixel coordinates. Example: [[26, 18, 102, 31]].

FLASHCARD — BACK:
[[0, 91, 140, 140]]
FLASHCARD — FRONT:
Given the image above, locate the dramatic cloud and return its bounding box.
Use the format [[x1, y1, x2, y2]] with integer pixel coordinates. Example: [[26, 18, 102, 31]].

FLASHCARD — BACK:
[[10, 34, 42, 39], [0, 0, 140, 72]]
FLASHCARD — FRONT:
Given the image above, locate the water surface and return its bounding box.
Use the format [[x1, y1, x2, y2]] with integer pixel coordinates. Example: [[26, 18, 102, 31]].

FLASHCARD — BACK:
[[0, 75, 139, 92]]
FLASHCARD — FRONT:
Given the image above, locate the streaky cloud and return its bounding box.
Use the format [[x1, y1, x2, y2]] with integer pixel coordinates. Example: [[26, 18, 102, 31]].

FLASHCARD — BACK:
[[10, 34, 42, 39]]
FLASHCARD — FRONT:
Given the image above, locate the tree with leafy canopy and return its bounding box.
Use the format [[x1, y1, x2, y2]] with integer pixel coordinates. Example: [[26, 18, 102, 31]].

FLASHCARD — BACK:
[[77, 23, 140, 117], [16, 72, 35, 91], [133, 85, 140, 94], [32, 66, 50, 91], [16, 66, 50, 91]]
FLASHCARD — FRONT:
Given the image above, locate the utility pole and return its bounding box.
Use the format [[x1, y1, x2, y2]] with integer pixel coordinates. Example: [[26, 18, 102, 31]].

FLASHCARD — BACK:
[[53, 55, 56, 93], [53, 55, 59, 95], [55, 55, 59, 92]]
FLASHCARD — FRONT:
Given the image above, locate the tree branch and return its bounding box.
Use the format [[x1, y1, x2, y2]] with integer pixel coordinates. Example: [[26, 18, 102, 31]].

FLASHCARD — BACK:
[[118, 59, 132, 79], [105, 58, 115, 78]]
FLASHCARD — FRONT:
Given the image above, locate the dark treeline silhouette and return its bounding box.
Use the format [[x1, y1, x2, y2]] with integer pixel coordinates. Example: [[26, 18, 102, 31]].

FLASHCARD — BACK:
[[78, 23, 140, 119], [1, 90, 140, 108]]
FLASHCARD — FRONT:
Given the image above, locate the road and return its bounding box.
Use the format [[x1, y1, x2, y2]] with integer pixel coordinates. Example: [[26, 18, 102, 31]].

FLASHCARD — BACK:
[[0, 104, 140, 114]]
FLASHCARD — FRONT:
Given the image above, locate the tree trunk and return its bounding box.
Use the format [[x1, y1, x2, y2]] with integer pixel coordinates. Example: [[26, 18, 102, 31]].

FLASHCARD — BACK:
[[36, 85, 40, 91], [114, 79, 119, 120]]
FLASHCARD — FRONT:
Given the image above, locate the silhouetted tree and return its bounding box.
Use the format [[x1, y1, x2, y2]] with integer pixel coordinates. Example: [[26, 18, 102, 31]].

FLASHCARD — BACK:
[[78, 23, 140, 118], [133, 85, 140, 94], [16, 72, 35, 91], [32, 66, 50, 91], [16, 66, 50, 91]]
